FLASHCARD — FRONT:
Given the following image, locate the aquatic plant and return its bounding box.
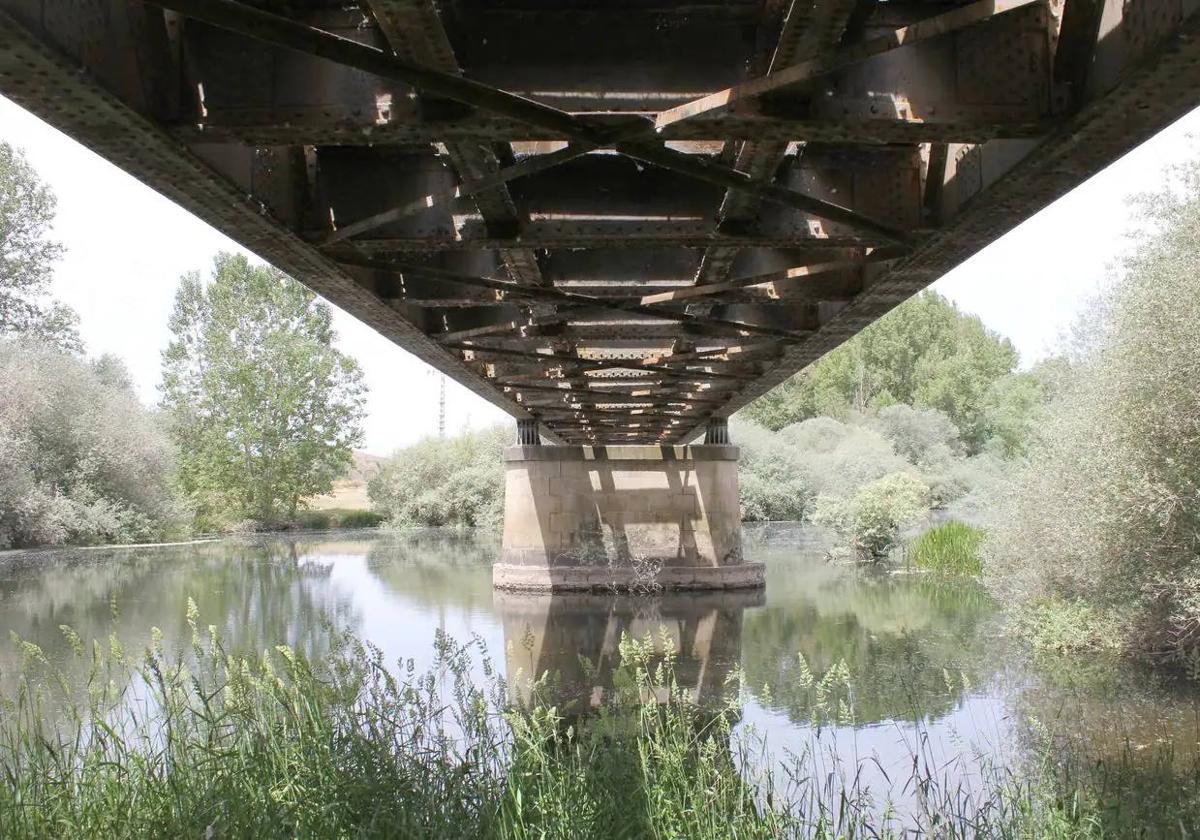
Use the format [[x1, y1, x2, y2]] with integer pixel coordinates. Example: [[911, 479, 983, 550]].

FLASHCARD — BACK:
[[910, 521, 985, 576]]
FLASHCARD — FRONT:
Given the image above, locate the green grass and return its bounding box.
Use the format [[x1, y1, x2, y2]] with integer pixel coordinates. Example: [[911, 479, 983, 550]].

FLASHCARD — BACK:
[[910, 520, 985, 576], [1, 613, 1197, 838]]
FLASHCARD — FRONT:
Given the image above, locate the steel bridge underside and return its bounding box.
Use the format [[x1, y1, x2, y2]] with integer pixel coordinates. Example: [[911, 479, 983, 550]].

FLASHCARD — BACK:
[[2, 0, 1198, 444]]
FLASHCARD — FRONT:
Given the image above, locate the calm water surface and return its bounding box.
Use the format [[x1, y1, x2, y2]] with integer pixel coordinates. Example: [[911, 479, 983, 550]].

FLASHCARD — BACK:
[[2, 525, 1197, 811]]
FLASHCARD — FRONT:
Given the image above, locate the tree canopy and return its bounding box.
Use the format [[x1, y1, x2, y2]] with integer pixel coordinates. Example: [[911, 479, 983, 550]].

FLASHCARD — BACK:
[[741, 291, 1025, 452], [161, 253, 366, 527], [0, 142, 80, 352]]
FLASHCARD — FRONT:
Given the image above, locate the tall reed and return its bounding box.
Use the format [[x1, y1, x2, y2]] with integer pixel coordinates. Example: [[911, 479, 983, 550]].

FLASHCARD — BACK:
[[910, 521, 986, 576], [0, 610, 1196, 838]]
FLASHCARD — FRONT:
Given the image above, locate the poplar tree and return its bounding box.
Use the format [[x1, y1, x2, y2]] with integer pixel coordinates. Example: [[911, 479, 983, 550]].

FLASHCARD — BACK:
[[161, 253, 366, 527], [0, 141, 80, 351]]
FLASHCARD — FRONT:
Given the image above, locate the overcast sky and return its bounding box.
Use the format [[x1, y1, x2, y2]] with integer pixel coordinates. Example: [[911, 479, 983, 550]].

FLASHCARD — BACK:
[[3, 94, 1198, 454]]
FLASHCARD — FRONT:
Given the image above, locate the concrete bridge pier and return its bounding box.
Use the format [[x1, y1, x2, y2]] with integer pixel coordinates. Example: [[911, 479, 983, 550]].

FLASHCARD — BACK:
[[493, 419, 765, 592]]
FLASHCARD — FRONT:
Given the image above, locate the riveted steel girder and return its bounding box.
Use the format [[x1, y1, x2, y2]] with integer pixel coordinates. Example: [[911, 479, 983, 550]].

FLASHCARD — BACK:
[[1, 0, 1198, 443]]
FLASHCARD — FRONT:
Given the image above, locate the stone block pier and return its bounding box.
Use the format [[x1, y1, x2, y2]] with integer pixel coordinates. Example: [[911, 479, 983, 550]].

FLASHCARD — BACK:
[[494, 421, 764, 592]]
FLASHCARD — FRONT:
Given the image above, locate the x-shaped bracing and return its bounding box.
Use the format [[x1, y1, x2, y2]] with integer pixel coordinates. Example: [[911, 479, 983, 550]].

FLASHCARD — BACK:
[[144, 0, 1046, 442], [149, 0, 1041, 247]]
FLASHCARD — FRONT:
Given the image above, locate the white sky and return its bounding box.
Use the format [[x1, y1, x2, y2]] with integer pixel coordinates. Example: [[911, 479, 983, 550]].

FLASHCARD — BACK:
[[2, 94, 1198, 455]]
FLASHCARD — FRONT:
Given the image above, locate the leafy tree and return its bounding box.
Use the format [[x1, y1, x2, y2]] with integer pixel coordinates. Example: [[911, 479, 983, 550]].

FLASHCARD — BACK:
[[0, 142, 80, 352], [978, 371, 1045, 458], [161, 253, 366, 527], [742, 291, 1018, 452], [987, 159, 1200, 660], [0, 339, 182, 547]]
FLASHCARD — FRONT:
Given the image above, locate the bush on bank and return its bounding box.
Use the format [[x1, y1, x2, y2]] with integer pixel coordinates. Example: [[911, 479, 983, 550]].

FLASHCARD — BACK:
[[0, 339, 185, 548], [813, 472, 931, 560], [368, 425, 508, 529], [735, 409, 1006, 557], [365, 411, 1008, 557], [985, 160, 1200, 663]]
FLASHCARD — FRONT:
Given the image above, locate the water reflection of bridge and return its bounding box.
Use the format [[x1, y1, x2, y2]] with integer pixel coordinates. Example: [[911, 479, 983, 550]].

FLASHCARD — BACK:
[[496, 589, 763, 717]]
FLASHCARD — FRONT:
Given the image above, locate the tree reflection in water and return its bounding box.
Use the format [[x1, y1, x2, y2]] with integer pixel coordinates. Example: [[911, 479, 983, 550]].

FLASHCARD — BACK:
[[3, 524, 1199, 817], [740, 525, 996, 726]]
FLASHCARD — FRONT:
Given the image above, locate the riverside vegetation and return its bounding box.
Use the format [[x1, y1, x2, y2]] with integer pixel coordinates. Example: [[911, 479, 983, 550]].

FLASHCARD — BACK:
[[6, 121, 1200, 837], [985, 161, 1200, 665], [0, 141, 368, 545], [2, 611, 1200, 839], [367, 292, 1036, 561]]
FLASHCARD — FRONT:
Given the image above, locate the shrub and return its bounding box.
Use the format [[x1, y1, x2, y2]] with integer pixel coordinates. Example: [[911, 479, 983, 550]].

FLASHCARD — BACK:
[[368, 426, 508, 529], [1009, 597, 1125, 655], [812, 472, 929, 560], [909, 521, 985, 576], [986, 160, 1200, 661], [872, 404, 962, 467], [732, 418, 811, 521], [0, 339, 185, 547], [732, 413, 999, 526], [780, 420, 911, 499]]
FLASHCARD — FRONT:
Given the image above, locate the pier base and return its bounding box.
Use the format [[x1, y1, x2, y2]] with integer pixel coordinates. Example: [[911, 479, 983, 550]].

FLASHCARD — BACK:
[[493, 444, 763, 592]]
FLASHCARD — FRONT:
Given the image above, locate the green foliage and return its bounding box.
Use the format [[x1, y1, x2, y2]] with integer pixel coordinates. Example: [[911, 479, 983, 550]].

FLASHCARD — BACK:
[[368, 425, 508, 529], [735, 416, 910, 523], [734, 411, 1005, 535], [986, 159, 1200, 662], [873, 403, 963, 465], [734, 420, 813, 522], [0, 142, 80, 352], [813, 472, 930, 560], [909, 521, 985, 576], [742, 291, 1020, 453], [1010, 598, 1125, 655], [978, 370, 1048, 458], [292, 507, 385, 530], [3, 620, 1198, 839], [0, 339, 184, 548], [0, 621, 789, 839], [161, 253, 366, 529]]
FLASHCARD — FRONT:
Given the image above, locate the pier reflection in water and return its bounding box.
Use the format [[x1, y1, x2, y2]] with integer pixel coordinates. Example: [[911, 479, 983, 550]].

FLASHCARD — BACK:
[[495, 589, 763, 719], [2, 526, 1199, 817]]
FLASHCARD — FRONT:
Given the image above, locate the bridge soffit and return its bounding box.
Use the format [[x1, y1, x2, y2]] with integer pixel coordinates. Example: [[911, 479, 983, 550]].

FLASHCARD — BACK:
[[0, 0, 1197, 442]]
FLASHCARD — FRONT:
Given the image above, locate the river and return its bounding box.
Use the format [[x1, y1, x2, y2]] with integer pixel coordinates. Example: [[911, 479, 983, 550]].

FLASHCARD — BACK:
[[1, 524, 1196, 817]]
